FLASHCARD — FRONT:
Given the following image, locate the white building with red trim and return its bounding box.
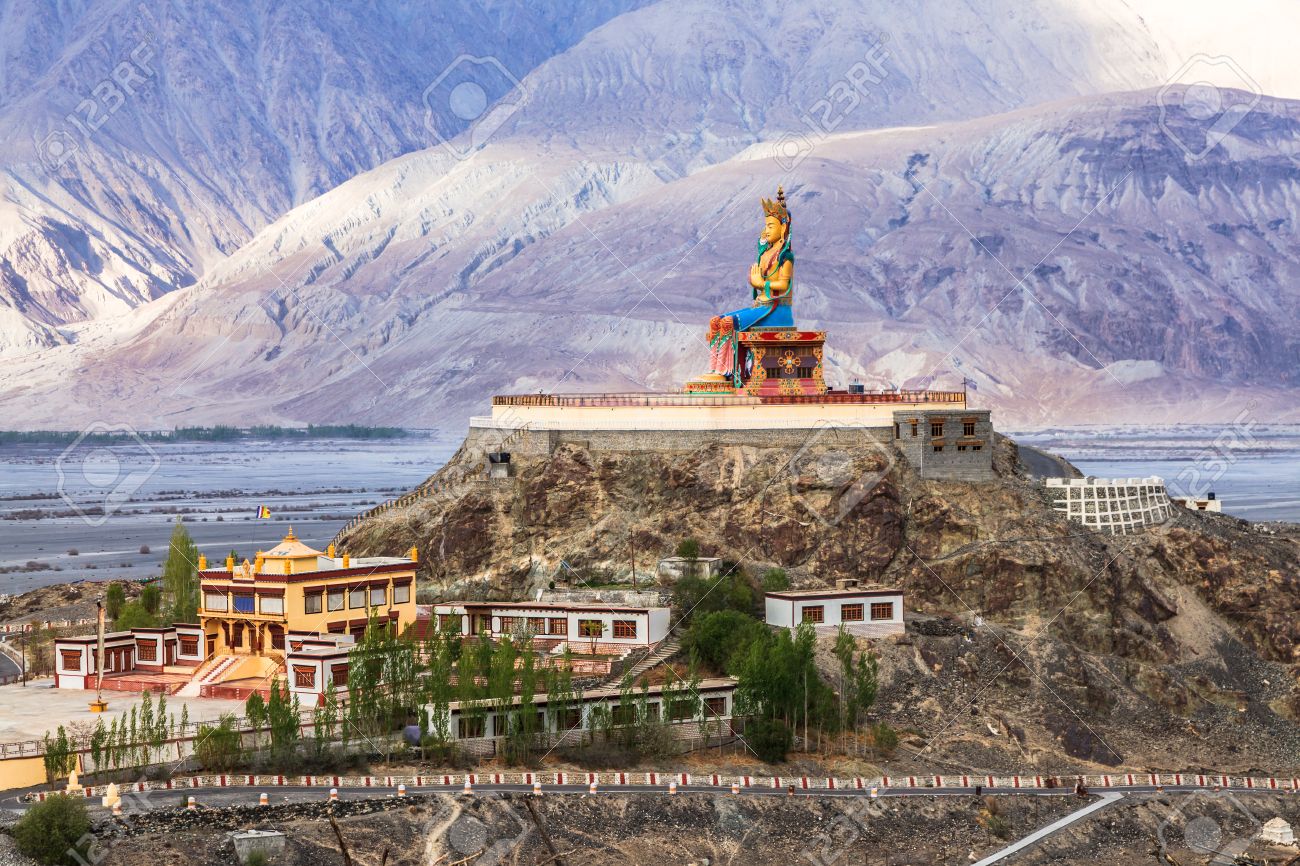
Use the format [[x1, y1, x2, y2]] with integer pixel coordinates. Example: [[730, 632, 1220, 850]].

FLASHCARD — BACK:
[[764, 581, 904, 637], [430, 601, 671, 652]]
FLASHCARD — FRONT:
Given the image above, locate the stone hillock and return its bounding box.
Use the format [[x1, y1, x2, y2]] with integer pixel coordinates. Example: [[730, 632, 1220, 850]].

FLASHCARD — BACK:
[[347, 429, 1300, 772]]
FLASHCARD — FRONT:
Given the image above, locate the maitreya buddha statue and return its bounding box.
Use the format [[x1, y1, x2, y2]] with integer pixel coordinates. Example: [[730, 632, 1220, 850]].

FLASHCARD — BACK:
[[699, 185, 794, 381]]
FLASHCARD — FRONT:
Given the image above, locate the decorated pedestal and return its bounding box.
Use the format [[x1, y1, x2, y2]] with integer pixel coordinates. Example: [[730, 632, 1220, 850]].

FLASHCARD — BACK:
[[737, 330, 826, 396]]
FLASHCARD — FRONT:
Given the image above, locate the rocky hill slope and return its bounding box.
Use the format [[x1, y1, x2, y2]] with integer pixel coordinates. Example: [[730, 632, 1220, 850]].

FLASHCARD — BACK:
[[346, 428, 1300, 772]]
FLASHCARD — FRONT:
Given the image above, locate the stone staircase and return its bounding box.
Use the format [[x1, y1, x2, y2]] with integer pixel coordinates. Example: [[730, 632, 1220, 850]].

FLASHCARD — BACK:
[[610, 634, 682, 686], [176, 654, 239, 697]]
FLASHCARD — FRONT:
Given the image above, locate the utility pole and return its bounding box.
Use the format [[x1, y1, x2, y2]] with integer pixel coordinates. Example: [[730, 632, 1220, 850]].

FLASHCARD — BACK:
[[629, 535, 637, 590], [20, 623, 26, 686]]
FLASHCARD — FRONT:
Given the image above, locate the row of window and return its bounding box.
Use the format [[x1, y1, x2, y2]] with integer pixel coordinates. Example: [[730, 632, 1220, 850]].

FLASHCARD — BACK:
[[896, 419, 981, 439], [451, 696, 730, 739], [801, 601, 894, 624], [304, 583, 410, 614], [933, 443, 983, 453], [205, 583, 410, 616], [441, 615, 641, 639]]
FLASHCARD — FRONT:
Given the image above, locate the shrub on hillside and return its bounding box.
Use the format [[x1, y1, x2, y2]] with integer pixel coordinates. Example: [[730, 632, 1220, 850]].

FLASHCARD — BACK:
[[746, 718, 793, 763], [13, 794, 91, 865], [683, 609, 768, 672]]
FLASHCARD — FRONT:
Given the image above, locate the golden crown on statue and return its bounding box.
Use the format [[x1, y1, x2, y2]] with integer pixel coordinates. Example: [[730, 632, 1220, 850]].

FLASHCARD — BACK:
[[761, 185, 789, 224]]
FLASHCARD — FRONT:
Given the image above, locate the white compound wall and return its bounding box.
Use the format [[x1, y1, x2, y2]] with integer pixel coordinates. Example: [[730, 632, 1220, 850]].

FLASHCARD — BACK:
[[1045, 477, 1174, 534]]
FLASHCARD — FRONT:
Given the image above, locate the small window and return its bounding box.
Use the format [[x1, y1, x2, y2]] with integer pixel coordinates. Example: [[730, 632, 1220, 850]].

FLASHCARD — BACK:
[[557, 707, 582, 730], [304, 592, 323, 614], [260, 595, 284, 615], [668, 699, 695, 721], [933, 444, 944, 453], [704, 696, 727, 717], [204, 592, 227, 612], [327, 590, 345, 612], [612, 620, 637, 639], [293, 666, 316, 689], [931, 421, 945, 437], [327, 621, 346, 633], [802, 605, 824, 624], [60, 650, 82, 672], [611, 704, 636, 726], [549, 618, 568, 636], [331, 663, 349, 687], [956, 444, 968, 452], [578, 619, 604, 638], [796, 366, 813, 378], [179, 637, 199, 656], [909, 419, 919, 437], [438, 613, 458, 631], [841, 603, 864, 622], [458, 716, 486, 739], [233, 594, 255, 614], [499, 616, 517, 633], [972, 444, 982, 451], [349, 587, 367, 608], [392, 583, 411, 604], [963, 421, 976, 437], [369, 585, 386, 607], [870, 602, 894, 621], [528, 617, 545, 634], [893, 422, 900, 440]]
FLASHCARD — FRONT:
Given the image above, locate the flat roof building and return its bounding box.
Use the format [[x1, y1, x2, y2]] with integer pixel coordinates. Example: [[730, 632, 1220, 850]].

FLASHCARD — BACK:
[[765, 580, 904, 637]]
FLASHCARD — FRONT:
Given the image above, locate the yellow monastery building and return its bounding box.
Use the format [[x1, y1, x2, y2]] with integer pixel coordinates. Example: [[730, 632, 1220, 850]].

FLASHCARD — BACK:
[[55, 529, 419, 702]]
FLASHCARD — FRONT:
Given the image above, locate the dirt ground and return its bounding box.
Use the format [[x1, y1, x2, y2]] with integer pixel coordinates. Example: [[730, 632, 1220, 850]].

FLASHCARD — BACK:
[[76, 790, 1300, 866]]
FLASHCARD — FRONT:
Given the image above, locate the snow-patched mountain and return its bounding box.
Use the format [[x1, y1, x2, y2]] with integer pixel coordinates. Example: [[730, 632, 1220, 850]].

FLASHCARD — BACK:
[[5, 0, 1299, 359], [0, 0, 647, 353], [4, 90, 1296, 428]]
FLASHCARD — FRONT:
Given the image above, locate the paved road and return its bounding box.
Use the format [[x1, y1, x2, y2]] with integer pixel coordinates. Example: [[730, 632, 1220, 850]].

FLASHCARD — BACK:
[[0, 638, 22, 683], [6, 781, 1293, 811]]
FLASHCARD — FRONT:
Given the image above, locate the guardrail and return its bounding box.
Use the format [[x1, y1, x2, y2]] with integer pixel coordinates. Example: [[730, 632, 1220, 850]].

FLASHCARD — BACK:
[[29, 770, 1300, 802]]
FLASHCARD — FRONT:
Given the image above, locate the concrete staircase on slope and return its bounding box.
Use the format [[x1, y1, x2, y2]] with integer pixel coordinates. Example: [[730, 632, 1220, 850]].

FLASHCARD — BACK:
[[609, 635, 682, 686]]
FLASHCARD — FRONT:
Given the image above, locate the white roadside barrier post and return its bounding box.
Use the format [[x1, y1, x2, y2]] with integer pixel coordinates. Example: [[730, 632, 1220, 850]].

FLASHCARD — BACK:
[[731, 781, 740, 795], [589, 779, 598, 794], [187, 796, 197, 810], [533, 780, 542, 796], [397, 783, 407, 797], [669, 780, 677, 795], [463, 777, 473, 794], [111, 802, 122, 817], [258, 792, 268, 807], [870, 786, 878, 799], [329, 788, 339, 802]]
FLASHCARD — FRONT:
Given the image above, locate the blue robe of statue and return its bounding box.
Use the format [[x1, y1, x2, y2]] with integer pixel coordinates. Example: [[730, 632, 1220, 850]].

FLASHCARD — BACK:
[[726, 240, 794, 331]]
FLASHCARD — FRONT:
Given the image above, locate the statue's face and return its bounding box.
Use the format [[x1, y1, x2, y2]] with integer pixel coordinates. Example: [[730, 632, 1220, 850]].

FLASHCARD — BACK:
[[761, 215, 786, 245]]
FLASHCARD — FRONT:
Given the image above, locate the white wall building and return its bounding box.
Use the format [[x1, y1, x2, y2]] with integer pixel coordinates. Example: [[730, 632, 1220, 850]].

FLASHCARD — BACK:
[[1173, 494, 1223, 513], [1045, 476, 1174, 534], [430, 601, 671, 652], [764, 584, 904, 637]]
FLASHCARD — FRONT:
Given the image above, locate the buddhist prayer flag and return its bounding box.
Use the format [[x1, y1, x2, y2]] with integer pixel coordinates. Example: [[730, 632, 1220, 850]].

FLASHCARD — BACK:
[[256, 505, 271, 519]]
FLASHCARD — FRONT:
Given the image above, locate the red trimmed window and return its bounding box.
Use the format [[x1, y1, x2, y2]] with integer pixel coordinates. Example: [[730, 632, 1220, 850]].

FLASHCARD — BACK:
[[870, 602, 894, 621], [612, 620, 637, 639], [802, 605, 824, 624], [841, 603, 864, 622], [293, 666, 316, 688]]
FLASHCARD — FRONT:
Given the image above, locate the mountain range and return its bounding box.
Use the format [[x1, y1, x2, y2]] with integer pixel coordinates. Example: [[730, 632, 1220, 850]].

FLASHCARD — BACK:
[[1, 0, 1298, 429]]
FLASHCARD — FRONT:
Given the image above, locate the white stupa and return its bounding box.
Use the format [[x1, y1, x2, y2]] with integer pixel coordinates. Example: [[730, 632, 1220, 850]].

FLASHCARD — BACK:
[[1259, 817, 1295, 846]]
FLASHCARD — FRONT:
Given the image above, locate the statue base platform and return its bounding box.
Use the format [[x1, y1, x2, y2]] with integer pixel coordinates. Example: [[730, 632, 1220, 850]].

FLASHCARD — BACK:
[[684, 373, 735, 394]]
